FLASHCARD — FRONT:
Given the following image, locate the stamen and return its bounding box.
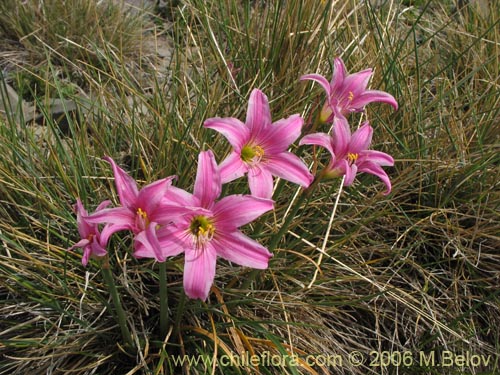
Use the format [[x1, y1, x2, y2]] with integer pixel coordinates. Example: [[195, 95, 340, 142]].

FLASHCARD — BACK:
[[137, 207, 148, 219], [136, 207, 150, 228], [348, 91, 354, 101], [347, 152, 359, 164], [241, 144, 265, 164], [189, 215, 215, 245]]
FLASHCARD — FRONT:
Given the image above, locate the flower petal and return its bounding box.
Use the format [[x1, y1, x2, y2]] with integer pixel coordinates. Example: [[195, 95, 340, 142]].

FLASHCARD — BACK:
[[103, 156, 139, 208], [330, 57, 347, 92], [219, 151, 248, 184], [183, 244, 217, 300], [99, 223, 128, 246], [265, 152, 313, 187], [357, 161, 392, 194], [332, 116, 351, 156], [86, 206, 135, 229], [204, 117, 249, 150], [247, 165, 274, 199], [134, 224, 165, 262], [156, 225, 189, 258], [342, 68, 372, 97], [246, 89, 272, 136], [214, 231, 272, 269], [162, 186, 198, 208], [349, 122, 373, 154], [358, 150, 394, 167], [137, 177, 173, 215], [213, 195, 274, 230], [299, 132, 335, 158], [300, 73, 332, 97], [259, 114, 304, 154], [351, 90, 398, 111], [343, 161, 358, 186], [193, 150, 221, 208]]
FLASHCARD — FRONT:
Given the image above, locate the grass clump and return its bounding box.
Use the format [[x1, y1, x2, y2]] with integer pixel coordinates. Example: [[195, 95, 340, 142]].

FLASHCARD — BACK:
[[0, 0, 144, 63], [0, 0, 499, 374]]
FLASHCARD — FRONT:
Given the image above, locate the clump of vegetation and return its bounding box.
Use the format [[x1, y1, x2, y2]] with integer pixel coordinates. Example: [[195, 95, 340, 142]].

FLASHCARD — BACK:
[[0, 0, 144, 69]]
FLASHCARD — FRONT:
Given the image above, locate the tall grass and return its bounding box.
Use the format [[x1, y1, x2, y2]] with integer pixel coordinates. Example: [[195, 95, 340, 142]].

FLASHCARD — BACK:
[[0, 0, 499, 374]]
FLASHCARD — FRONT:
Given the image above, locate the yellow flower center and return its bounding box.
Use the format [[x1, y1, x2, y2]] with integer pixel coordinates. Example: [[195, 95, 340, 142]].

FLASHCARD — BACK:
[[347, 152, 359, 164], [136, 207, 150, 228], [189, 215, 215, 242], [348, 91, 354, 101], [241, 144, 265, 164]]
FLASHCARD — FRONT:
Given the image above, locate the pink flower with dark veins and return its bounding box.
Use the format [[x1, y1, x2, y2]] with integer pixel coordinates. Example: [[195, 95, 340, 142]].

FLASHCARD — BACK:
[[86, 157, 181, 262], [301, 57, 398, 122], [204, 89, 313, 198], [150, 150, 274, 300], [300, 117, 394, 194], [68, 199, 114, 266]]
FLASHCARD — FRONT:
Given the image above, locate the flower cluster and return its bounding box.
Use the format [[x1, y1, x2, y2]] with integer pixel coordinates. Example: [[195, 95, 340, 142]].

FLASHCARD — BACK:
[[69, 57, 397, 300], [300, 57, 397, 194]]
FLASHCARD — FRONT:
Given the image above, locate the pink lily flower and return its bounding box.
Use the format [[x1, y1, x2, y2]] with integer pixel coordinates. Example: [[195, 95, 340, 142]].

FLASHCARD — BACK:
[[151, 150, 274, 300], [301, 57, 398, 122], [204, 89, 313, 199], [299, 117, 394, 194], [68, 199, 114, 266], [86, 157, 179, 262]]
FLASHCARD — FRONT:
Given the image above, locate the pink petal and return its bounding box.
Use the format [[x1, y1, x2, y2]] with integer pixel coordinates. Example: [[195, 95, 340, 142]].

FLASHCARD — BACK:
[[332, 116, 351, 156], [351, 90, 398, 111], [245, 89, 272, 136], [81, 247, 92, 266], [357, 161, 392, 195], [162, 186, 197, 208], [68, 238, 90, 251], [265, 152, 313, 187], [213, 195, 274, 230], [219, 151, 248, 184], [137, 177, 173, 215], [204, 117, 249, 150], [99, 223, 128, 245], [156, 225, 189, 258], [95, 200, 112, 211], [134, 224, 165, 262], [358, 150, 394, 167], [299, 132, 335, 158], [349, 122, 373, 153], [214, 231, 272, 269], [300, 73, 332, 97], [183, 244, 217, 300], [103, 156, 139, 208], [343, 161, 358, 186], [247, 165, 274, 199], [342, 68, 372, 96], [193, 150, 221, 208], [86, 206, 135, 229], [330, 57, 347, 92], [258, 114, 304, 154]]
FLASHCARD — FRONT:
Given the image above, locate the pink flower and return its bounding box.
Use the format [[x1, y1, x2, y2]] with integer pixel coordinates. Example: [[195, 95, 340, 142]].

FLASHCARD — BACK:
[[153, 150, 274, 300], [300, 117, 394, 194], [68, 199, 114, 266], [204, 89, 313, 199], [86, 157, 179, 262], [301, 57, 398, 122]]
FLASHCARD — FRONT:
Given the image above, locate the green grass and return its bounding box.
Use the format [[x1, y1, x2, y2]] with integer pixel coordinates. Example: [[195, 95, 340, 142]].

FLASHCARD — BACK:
[[1, 0, 499, 374]]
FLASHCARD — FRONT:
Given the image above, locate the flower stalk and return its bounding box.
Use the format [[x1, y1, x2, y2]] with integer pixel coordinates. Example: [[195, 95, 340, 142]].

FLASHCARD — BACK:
[[159, 262, 169, 340], [100, 257, 134, 350]]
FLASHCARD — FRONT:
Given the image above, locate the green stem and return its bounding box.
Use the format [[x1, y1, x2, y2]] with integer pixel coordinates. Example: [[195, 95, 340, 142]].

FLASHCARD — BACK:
[[159, 262, 169, 340], [173, 292, 186, 341], [101, 259, 134, 350]]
